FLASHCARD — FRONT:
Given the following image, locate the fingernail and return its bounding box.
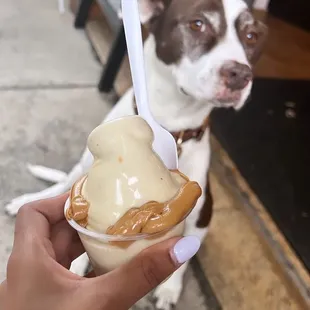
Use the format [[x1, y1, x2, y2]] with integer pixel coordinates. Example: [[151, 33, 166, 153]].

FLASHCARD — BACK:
[[171, 236, 201, 264]]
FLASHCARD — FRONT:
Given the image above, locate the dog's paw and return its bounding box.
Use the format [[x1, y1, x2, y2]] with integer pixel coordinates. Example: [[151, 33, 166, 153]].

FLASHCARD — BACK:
[[5, 195, 32, 216], [154, 278, 182, 310], [70, 253, 89, 276]]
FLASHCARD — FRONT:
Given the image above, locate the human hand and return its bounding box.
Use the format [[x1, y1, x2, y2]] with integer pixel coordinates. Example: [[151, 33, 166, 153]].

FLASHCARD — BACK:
[[1, 194, 200, 310]]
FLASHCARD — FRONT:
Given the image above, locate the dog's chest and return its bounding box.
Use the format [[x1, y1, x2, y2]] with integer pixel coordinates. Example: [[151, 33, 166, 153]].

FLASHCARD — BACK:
[[177, 132, 211, 182]]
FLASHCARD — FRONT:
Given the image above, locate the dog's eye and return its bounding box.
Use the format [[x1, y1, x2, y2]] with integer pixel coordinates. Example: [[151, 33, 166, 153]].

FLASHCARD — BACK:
[[189, 20, 204, 32], [245, 31, 258, 45]]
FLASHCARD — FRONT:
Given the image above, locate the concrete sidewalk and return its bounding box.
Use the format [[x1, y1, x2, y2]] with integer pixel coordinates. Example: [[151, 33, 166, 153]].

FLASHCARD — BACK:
[[0, 0, 108, 280]]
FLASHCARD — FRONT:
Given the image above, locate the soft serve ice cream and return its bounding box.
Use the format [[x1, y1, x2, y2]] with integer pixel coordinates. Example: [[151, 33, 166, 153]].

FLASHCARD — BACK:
[[66, 116, 201, 274]]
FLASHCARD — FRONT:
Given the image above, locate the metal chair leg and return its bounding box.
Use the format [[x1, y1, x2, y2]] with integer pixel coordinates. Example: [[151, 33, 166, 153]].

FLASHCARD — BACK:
[[98, 25, 127, 93], [74, 0, 94, 29]]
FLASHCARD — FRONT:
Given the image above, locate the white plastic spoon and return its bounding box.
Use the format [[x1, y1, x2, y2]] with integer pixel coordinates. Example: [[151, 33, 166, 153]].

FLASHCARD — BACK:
[[121, 0, 178, 170]]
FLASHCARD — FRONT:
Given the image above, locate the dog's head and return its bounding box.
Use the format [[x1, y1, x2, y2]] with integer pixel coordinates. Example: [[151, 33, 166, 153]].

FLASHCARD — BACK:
[[139, 0, 267, 109]]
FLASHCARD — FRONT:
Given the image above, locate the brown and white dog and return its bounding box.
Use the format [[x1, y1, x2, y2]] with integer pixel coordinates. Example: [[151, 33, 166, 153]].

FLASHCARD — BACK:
[[5, 0, 267, 309]]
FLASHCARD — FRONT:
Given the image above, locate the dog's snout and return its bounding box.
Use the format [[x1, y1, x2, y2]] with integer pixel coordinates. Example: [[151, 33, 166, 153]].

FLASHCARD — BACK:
[[220, 61, 253, 91]]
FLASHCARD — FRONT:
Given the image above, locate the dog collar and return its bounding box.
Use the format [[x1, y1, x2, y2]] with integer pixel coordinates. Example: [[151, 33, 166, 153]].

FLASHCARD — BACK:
[[133, 98, 209, 156]]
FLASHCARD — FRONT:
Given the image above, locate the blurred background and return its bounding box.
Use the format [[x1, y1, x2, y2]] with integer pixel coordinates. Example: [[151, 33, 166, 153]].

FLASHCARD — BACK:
[[0, 0, 309, 309]]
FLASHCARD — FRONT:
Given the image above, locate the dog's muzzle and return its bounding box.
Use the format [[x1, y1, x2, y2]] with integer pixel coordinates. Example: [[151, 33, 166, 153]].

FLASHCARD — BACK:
[[220, 61, 253, 91]]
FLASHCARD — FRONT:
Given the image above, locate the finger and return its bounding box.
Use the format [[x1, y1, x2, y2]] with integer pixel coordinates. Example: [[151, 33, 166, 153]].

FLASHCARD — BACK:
[[91, 236, 201, 310], [15, 193, 69, 241], [29, 193, 69, 225], [12, 194, 70, 262], [50, 220, 85, 268]]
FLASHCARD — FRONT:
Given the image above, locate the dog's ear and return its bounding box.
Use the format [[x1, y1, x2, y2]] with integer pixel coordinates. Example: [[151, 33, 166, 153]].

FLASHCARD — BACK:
[[138, 0, 168, 24], [250, 21, 268, 64]]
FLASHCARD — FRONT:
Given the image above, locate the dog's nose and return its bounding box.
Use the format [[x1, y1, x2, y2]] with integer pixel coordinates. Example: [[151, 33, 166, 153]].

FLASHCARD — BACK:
[[220, 61, 253, 91]]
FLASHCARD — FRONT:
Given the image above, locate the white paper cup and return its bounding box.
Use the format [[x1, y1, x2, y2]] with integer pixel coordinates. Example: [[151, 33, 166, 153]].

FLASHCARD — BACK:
[[64, 198, 185, 275]]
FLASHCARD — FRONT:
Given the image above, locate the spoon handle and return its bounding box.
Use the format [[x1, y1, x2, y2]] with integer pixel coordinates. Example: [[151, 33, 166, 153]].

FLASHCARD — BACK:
[[121, 0, 154, 122]]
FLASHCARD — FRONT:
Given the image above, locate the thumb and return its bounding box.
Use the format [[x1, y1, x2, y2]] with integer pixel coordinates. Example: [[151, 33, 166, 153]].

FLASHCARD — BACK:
[[93, 236, 200, 310]]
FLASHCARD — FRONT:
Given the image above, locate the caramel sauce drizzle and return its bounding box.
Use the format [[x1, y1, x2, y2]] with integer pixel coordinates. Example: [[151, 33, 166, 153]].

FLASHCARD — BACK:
[[106, 181, 201, 235], [66, 172, 202, 248], [66, 175, 89, 227]]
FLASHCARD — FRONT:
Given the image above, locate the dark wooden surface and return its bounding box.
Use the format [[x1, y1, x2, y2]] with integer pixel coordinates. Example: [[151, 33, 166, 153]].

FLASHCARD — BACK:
[[269, 0, 310, 31], [211, 78, 310, 271]]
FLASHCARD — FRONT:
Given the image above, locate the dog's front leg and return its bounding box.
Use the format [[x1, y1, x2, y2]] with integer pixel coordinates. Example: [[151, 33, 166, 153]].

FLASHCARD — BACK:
[[154, 139, 211, 310], [70, 253, 90, 276], [153, 261, 188, 309], [5, 147, 93, 216], [153, 193, 210, 310]]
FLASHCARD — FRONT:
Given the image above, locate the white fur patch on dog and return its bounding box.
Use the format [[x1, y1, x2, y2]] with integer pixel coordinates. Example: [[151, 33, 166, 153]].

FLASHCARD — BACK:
[[203, 11, 221, 33]]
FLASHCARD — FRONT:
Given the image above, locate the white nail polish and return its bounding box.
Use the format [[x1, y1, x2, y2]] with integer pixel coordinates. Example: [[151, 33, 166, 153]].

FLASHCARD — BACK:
[[172, 236, 201, 264]]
